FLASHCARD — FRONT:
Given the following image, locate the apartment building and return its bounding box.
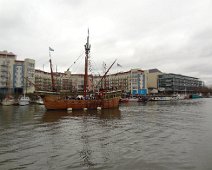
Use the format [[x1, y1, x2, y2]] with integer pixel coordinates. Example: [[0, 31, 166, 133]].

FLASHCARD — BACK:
[[100, 69, 148, 95], [34, 68, 204, 96], [13, 60, 24, 94], [0, 51, 16, 95], [0, 51, 35, 96], [146, 68, 162, 93], [23, 59, 35, 93], [34, 68, 148, 95], [35, 70, 94, 93], [13, 59, 35, 94]]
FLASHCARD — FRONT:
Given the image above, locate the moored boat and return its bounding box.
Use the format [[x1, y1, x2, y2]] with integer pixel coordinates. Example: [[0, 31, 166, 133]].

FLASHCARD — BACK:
[[128, 98, 138, 102], [119, 98, 129, 103], [137, 96, 149, 102], [19, 95, 30, 106], [35, 96, 44, 105], [1, 96, 15, 106], [174, 94, 187, 100], [191, 94, 203, 99], [149, 94, 188, 101], [150, 96, 174, 101]]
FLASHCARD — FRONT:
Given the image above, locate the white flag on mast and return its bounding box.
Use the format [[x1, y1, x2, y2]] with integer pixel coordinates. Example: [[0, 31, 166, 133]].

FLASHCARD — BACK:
[[49, 47, 54, 51]]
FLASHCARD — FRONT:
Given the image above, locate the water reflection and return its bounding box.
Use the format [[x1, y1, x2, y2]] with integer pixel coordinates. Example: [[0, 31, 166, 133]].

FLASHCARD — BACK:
[[41, 108, 121, 168], [42, 108, 121, 123], [0, 105, 37, 126]]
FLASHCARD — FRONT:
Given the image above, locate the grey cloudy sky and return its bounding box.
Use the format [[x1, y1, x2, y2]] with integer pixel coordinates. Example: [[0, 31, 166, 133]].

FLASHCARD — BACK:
[[0, 0, 212, 85]]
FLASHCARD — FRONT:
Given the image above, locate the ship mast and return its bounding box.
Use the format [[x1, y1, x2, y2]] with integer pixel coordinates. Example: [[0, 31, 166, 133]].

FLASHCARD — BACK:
[[49, 48, 56, 91], [96, 59, 117, 89], [84, 29, 91, 97]]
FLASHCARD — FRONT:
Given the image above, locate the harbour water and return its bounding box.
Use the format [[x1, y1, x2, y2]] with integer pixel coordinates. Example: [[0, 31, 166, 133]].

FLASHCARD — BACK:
[[0, 98, 212, 170]]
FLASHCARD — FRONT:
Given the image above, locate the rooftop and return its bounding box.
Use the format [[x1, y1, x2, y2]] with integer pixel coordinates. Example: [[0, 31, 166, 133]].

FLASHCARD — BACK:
[[0, 51, 16, 57], [148, 68, 162, 73]]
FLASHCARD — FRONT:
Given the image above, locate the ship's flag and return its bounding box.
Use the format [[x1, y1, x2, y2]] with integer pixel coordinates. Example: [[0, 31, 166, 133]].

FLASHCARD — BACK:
[[117, 63, 122, 67], [49, 47, 54, 51]]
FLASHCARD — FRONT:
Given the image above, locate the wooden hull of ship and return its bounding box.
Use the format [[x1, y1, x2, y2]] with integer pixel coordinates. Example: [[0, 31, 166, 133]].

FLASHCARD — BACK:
[[43, 95, 120, 110]]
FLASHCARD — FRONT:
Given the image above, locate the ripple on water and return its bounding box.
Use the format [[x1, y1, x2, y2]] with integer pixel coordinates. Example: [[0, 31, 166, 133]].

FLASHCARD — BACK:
[[1, 99, 212, 169]]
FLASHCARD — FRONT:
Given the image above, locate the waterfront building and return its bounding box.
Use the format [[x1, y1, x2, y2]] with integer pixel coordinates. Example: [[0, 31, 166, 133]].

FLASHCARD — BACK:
[[158, 73, 203, 94], [34, 68, 204, 96], [0, 51, 35, 97], [0, 51, 16, 96], [146, 68, 162, 93], [35, 68, 148, 96], [13, 59, 35, 94], [35, 69, 93, 93], [100, 69, 148, 96], [55, 71, 72, 92], [22, 59, 35, 93], [13, 60, 24, 94], [35, 69, 51, 91]]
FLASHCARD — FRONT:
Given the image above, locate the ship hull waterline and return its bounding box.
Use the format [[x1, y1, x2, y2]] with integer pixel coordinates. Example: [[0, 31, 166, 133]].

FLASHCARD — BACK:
[[43, 95, 120, 110]]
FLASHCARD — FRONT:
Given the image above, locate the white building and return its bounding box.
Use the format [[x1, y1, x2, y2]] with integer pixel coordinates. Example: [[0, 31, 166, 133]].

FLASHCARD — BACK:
[[23, 59, 35, 93], [94, 69, 148, 95]]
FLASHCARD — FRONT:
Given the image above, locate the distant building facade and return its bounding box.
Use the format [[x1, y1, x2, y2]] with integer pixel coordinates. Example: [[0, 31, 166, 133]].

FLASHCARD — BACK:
[[35, 68, 148, 96], [1, 51, 205, 97], [146, 68, 162, 92], [0, 51, 16, 94], [13, 60, 24, 94], [95, 69, 148, 95], [158, 73, 203, 94], [35, 70, 93, 93], [23, 59, 35, 93], [0, 50, 35, 97]]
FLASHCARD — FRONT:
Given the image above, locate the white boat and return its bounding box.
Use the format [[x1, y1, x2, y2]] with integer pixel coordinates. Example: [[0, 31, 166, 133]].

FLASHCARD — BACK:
[[128, 98, 138, 102], [1, 96, 15, 106], [19, 95, 30, 106], [35, 97, 44, 105], [174, 94, 186, 100], [150, 96, 173, 101], [150, 94, 187, 101]]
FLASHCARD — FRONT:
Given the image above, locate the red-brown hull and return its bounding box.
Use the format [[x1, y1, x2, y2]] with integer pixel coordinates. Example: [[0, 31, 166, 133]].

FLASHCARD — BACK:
[[43, 95, 120, 110]]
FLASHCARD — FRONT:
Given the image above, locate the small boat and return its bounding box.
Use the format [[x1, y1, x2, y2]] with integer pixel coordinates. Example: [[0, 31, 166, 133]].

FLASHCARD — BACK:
[[19, 95, 30, 106], [119, 98, 129, 103], [1, 96, 15, 106], [174, 94, 186, 100], [128, 98, 138, 102], [150, 96, 173, 101], [35, 96, 44, 105], [191, 94, 203, 99], [137, 96, 149, 102]]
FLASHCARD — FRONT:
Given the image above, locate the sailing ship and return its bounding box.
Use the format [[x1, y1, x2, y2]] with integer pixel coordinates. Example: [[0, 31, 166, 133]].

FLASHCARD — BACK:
[[43, 32, 121, 110]]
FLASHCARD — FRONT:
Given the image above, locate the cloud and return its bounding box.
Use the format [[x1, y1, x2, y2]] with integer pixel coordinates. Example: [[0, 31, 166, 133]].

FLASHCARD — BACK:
[[0, 0, 212, 85]]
